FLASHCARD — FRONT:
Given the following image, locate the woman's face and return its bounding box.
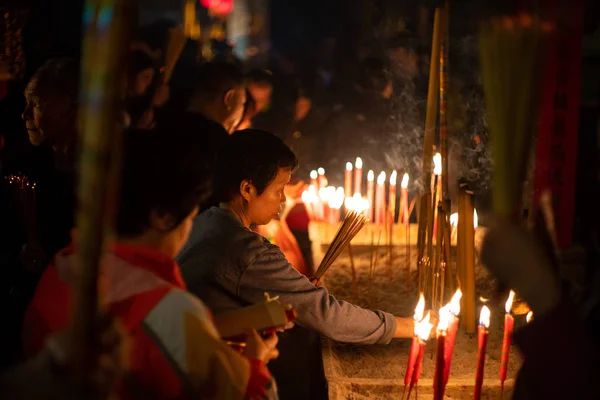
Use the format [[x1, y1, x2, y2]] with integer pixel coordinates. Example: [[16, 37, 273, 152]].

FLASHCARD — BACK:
[[134, 68, 155, 96], [162, 206, 199, 258], [245, 168, 291, 226]]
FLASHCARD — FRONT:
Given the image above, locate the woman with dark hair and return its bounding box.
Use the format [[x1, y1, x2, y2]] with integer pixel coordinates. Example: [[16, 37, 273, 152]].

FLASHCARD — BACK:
[[178, 129, 416, 400], [23, 128, 278, 399]]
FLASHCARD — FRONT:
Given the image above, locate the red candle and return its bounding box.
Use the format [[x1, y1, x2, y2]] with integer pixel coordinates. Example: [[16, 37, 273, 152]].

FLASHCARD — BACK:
[[408, 312, 433, 396], [375, 172, 386, 225], [474, 306, 491, 400], [366, 170, 375, 221], [400, 173, 409, 224], [500, 291, 515, 393], [317, 167, 328, 188], [443, 289, 463, 387], [389, 170, 397, 224], [310, 170, 318, 188], [354, 157, 363, 196], [404, 294, 425, 389], [433, 305, 451, 400], [344, 162, 353, 197]]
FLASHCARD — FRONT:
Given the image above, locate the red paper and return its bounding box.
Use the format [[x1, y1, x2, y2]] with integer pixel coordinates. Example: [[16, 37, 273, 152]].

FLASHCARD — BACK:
[[474, 325, 488, 400]]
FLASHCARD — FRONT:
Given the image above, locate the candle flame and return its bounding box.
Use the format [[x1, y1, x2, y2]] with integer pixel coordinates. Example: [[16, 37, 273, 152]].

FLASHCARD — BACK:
[[479, 305, 491, 328], [318, 167, 325, 175], [329, 187, 345, 209], [449, 210, 478, 228], [355, 157, 363, 169], [437, 305, 452, 333], [414, 293, 425, 321], [479, 296, 489, 303], [367, 170, 374, 181], [377, 171, 386, 185], [310, 170, 318, 179], [449, 289, 462, 316], [345, 194, 370, 213], [390, 170, 397, 185], [401, 173, 409, 189], [526, 311, 533, 323], [433, 153, 442, 175], [319, 186, 335, 202], [346, 162, 353, 171], [505, 290, 515, 314], [415, 312, 433, 341], [450, 213, 458, 227]]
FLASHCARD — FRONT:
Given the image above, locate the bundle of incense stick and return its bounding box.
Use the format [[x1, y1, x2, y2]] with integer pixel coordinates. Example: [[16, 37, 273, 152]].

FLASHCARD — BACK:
[[479, 15, 550, 220], [313, 210, 369, 280]]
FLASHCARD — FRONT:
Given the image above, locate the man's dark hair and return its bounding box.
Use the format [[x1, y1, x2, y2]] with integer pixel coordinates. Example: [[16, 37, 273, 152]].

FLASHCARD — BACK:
[[246, 68, 273, 87], [215, 129, 298, 203], [190, 62, 244, 103], [32, 58, 80, 102], [116, 127, 213, 237]]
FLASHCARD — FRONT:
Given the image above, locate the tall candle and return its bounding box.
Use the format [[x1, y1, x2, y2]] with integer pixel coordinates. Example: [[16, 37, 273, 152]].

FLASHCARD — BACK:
[[474, 306, 491, 400], [345, 162, 353, 197], [434, 305, 451, 400], [310, 170, 318, 188], [354, 157, 363, 196], [409, 312, 433, 395], [400, 173, 409, 224], [500, 291, 515, 393], [389, 170, 397, 224], [317, 167, 327, 188], [443, 289, 462, 387], [366, 170, 375, 221], [375, 172, 386, 225], [404, 294, 425, 389]]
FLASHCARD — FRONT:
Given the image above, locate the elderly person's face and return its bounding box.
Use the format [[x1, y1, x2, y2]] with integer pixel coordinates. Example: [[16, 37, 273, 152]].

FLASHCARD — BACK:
[[22, 75, 75, 147], [241, 167, 291, 225]]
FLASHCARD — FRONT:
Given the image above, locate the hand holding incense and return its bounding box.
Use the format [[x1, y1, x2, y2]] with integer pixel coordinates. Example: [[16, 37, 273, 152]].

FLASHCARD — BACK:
[[474, 306, 491, 400], [444, 289, 462, 386], [500, 291, 515, 395]]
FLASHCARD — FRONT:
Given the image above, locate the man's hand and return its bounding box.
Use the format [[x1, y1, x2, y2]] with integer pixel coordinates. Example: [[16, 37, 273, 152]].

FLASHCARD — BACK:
[[393, 317, 415, 339], [244, 330, 279, 365]]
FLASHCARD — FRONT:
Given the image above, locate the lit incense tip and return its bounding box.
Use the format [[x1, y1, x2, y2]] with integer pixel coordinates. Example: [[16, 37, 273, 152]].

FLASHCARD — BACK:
[[390, 170, 397, 185], [346, 162, 353, 171], [367, 170, 374, 181], [355, 157, 363, 169], [401, 173, 409, 189]]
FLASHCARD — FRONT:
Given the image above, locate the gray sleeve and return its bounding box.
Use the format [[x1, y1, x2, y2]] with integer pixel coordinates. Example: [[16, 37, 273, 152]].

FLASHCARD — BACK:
[[234, 244, 396, 345]]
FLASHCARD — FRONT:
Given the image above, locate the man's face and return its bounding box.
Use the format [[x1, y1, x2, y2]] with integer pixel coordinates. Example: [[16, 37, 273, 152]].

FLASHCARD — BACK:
[[133, 67, 155, 96], [247, 167, 291, 226], [224, 87, 247, 134], [22, 76, 74, 147], [247, 83, 272, 113]]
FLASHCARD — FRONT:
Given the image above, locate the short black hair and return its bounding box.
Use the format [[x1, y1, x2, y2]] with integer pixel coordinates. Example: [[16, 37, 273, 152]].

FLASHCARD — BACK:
[[191, 62, 244, 103], [215, 129, 298, 203], [31, 58, 80, 102], [116, 127, 213, 237], [246, 68, 273, 87]]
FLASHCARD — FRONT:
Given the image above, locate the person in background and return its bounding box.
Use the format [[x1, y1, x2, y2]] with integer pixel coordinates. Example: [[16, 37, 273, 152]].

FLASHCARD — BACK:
[[23, 128, 279, 399], [481, 219, 599, 399], [246, 69, 273, 114], [177, 130, 416, 400], [233, 91, 257, 131], [125, 50, 170, 129]]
